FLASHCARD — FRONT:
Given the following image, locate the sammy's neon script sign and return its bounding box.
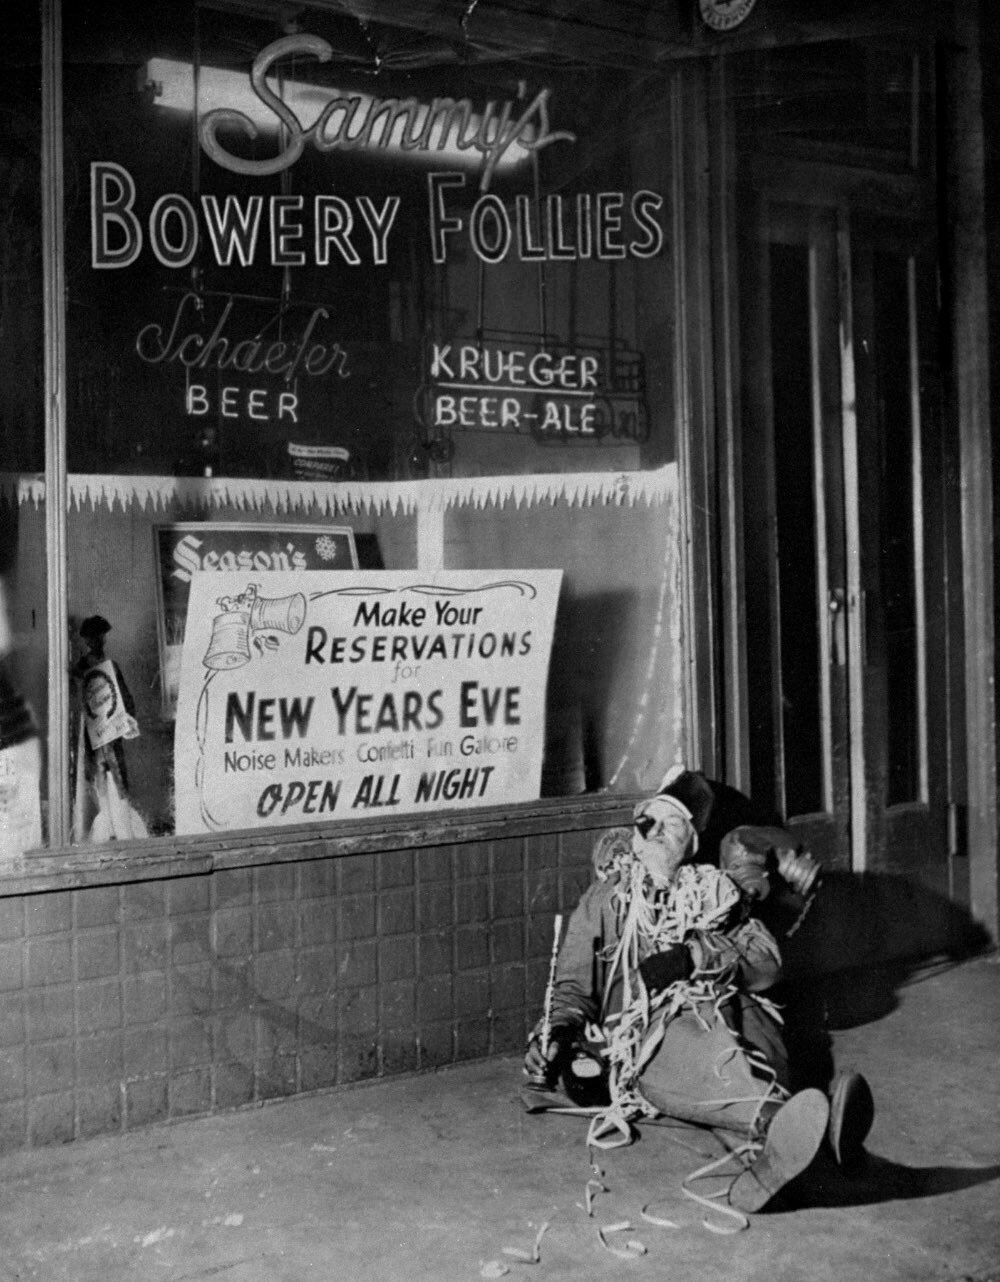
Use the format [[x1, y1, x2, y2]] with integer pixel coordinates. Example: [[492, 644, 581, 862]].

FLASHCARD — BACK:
[[198, 33, 576, 190]]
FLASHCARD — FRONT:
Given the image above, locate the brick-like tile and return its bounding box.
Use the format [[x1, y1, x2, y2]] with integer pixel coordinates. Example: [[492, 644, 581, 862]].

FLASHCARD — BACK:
[[379, 980, 415, 1028], [124, 1026, 168, 1078], [0, 1100, 26, 1150], [0, 1046, 25, 1101], [214, 1061, 254, 1110], [74, 885, 120, 930], [171, 913, 212, 967], [169, 1067, 211, 1118], [170, 1017, 212, 1070], [527, 905, 561, 957], [77, 1084, 122, 1138], [0, 993, 24, 1047], [417, 846, 452, 882], [378, 888, 415, 936], [122, 919, 169, 973], [454, 971, 490, 1019], [491, 964, 526, 1012], [381, 1030, 417, 1075], [416, 976, 453, 1025], [24, 894, 72, 937], [417, 930, 454, 977], [256, 1012, 298, 1058], [453, 844, 489, 878], [76, 1032, 123, 1084], [417, 882, 453, 929], [123, 973, 167, 1026], [213, 1011, 255, 1063], [213, 867, 251, 907], [525, 833, 559, 869], [214, 907, 253, 958], [121, 881, 167, 921], [300, 1042, 338, 1092], [77, 979, 122, 1034], [455, 923, 490, 970], [77, 929, 120, 981], [254, 951, 296, 1001], [491, 1009, 528, 1054], [455, 1017, 491, 1060], [378, 935, 415, 983], [26, 1039, 75, 1096], [28, 1091, 74, 1145], [296, 947, 337, 995], [25, 986, 74, 1042], [258, 1054, 297, 1101], [492, 875, 524, 920], [125, 1076, 169, 1129], [298, 902, 336, 948], [455, 880, 489, 925], [25, 936, 73, 987], [377, 849, 414, 889], [257, 903, 296, 952], [492, 838, 524, 875], [338, 856, 376, 895], [0, 899, 24, 940], [525, 870, 560, 918], [212, 957, 253, 1011], [167, 877, 211, 916], [559, 829, 596, 867], [338, 985, 377, 1035], [418, 1021, 454, 1069], [170, 964, 212, 1016], [491, 920, 525, 965], [339, 894, 377, 941], [339, 1033, 378, 1083], [0, 943, 24, 993], [337, 939, 377, 988], [298, 859, 337, 900], [297, 997, 337, 1050], [252, 864, 289, 903]]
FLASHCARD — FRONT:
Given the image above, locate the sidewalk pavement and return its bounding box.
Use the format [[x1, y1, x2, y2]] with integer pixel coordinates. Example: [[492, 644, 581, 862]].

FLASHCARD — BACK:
[[1, 955, 998, 1282]]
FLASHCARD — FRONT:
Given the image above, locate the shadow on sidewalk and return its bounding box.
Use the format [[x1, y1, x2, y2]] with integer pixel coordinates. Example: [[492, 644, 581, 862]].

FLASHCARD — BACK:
[[785, 1151, 1000, 1210]]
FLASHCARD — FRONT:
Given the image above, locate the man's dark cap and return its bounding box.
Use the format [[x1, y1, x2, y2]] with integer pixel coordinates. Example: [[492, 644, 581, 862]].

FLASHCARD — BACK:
[[657, 766, 715, 833], [79, 615, 112, 641]]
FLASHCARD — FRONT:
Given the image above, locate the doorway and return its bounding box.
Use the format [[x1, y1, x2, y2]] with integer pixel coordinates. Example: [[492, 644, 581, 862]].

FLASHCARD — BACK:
[[739, 199, 950, 887]]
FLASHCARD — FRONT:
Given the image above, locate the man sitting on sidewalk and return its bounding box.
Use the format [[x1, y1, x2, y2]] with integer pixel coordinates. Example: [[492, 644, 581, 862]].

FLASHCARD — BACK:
[[522, 767, 874, 1213]]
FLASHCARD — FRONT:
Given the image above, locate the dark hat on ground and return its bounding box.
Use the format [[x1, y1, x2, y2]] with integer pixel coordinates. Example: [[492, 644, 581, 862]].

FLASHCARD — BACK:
[[79, 615, 112, 641], [656, 765, 715, 833]]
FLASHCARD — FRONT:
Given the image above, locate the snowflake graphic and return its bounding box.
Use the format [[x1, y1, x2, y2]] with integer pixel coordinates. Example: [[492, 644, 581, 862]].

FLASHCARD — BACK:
[[315, 535, 340, 563]]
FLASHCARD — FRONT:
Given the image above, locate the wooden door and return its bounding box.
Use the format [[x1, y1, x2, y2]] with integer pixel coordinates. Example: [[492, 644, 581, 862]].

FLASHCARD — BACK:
[[741, 200, 950, 885]]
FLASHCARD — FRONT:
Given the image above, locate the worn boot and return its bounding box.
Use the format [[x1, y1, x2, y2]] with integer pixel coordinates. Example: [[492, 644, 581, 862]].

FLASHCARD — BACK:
[[728, 1088, 829, 1212], [828, 1070, 874, 1169]]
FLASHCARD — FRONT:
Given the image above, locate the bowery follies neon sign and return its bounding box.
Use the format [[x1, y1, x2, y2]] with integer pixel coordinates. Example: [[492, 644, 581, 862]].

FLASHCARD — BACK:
[[90, 34, 666, 270]]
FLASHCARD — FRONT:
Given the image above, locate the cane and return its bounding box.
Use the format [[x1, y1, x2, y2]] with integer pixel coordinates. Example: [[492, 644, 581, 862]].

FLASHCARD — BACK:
[[539, 913, 563, 1060]]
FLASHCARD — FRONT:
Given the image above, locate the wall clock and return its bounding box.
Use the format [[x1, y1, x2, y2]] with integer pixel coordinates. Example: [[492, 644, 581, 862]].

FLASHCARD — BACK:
[[698, 0, 758, 31]]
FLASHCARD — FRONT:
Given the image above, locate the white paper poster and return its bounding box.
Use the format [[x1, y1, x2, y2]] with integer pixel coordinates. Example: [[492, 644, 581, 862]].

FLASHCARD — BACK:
[[173, 570, 563, 834]]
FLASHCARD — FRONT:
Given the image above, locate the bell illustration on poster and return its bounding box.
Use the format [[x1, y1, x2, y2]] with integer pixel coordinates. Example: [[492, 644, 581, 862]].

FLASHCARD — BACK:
[[71, 614, 147, 843]]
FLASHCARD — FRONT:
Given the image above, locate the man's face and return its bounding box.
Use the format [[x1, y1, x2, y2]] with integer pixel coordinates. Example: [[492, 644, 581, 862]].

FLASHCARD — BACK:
[[631, 796, 696, 887]]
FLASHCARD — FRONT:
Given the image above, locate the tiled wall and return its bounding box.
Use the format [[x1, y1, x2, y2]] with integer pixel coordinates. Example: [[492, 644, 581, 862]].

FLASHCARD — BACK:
[[0, 829, 597, 1151]]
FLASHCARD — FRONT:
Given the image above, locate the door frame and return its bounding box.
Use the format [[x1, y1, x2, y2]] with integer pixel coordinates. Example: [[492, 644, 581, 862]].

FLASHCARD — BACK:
[[690, 34, 997, 935]]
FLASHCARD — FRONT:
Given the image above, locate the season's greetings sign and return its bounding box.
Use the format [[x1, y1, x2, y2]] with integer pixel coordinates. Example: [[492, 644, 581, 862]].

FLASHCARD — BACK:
[[173, 569, 562, 834]]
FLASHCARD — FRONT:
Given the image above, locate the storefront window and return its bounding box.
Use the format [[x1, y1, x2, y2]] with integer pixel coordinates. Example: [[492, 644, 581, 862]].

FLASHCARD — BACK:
[[3, 2, 682, 852]]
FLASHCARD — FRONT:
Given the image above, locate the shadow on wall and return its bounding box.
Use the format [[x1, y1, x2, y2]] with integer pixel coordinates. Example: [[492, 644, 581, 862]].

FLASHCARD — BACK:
[[780, 868, 992, 1023], [772, 870, 992, 1093]]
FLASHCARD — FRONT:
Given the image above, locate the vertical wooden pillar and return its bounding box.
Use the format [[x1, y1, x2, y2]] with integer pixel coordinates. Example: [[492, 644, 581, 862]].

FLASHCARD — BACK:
[[946, 0, 998, 941], [41, 0, 70, 847]]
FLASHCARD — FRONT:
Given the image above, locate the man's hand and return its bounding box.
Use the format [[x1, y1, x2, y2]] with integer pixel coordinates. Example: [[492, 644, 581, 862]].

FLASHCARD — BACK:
[[523, 1025, 577, 1086], [638, 942, 692, 993]]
